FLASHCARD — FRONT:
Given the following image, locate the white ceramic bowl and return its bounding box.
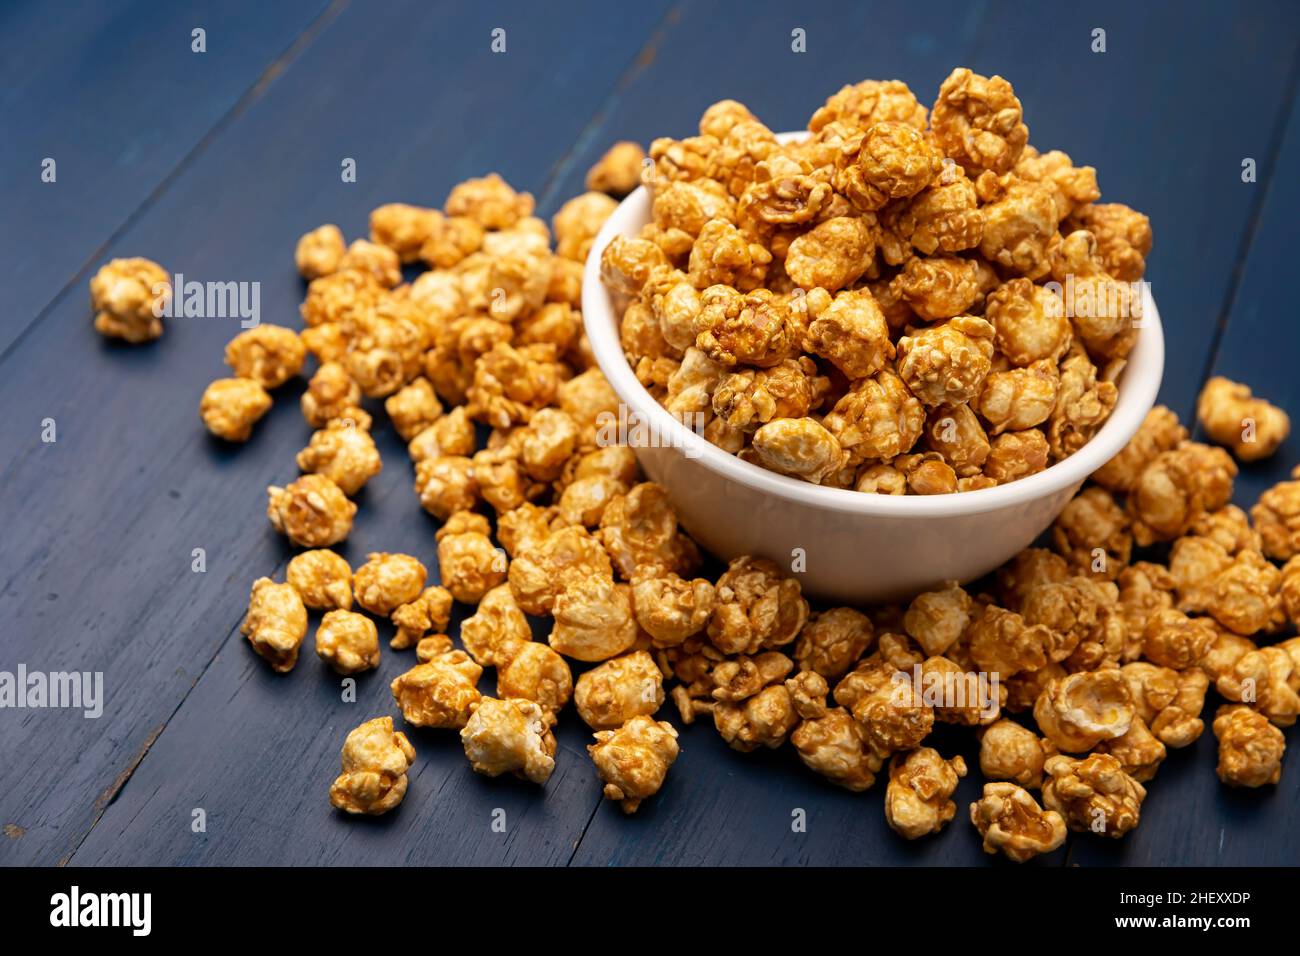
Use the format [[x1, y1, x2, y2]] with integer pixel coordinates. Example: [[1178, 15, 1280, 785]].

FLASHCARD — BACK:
[[582, 163, 1164, 603]]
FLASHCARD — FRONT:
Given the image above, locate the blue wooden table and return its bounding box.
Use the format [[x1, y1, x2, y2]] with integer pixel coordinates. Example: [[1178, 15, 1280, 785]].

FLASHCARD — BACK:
[[2, 0, 1298, 867]]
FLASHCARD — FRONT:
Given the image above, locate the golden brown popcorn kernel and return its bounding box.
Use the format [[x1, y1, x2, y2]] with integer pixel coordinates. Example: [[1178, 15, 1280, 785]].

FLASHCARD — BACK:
[[840, 660, 935, 758], [903, 583, 972, 659], [589, 715, 679, 813], [979, 719, 1055, 788], [241, 577, 308, 673], [823, 369, 925, 462], [418, 214, 485, 270], [295, 420, 382, 497], [415, 634, 454, 662], [710, 652, 794, 703], [1127, 442, 1237, 545], [461, 697, 557, 784], [445, 173, 535, 230], [329, 716, 415, 816], [200, 377, 272, 442], [1048, 346, 1118, 462], [837, 121, 942, 213], [891, 256, 980, 322], [1041, 753, 1145, 837], [931, 68, 1028, 175], [1206, 549, 1283, 637], [1196, 376, 1290, 463], [301, 362, 362, 429], [266, 474, 356, 548], [631, 569, 716, 647], [785, 670, 830, 719], [391, 651, 483, 729], [314, 609, 380, 675], [352, 552, 428, 616], [896, 316, 995, 407], [967, 605, 1052, 678], [1141, 608, 1216, 670], [384, 377, 443, 443], [997, 548, 1068, 611], [1067, 202, 1152, 282], [413, 455, 480, 520], [496, 641, 574, 715], [1051, 486, 1132, 580], [408, 406, 476, 463], [1253, 472, 1300, 560], [223, 324, 306, 389], [791, 707, 883, 790], [390, 586, 454, 651], [881, 162, 984, 261], [969, 782, 1067, 862], [976, 361, 1060, 436], [286, 549, 353, 611], [574, 650, 664, 729], [1014, 147, 1100, 221], [90, 257, 169, 343], [598, 482, 699, 580], [369, 203, 440, 263], [809, 79, 928, 133], [976, 173, 1058, 279], [748, 417, 848, 484], [1048, 230, 1138, 360], [509, 525, 613, 615], [300, 268, 383, 327], [587, 141, 647, 196], [1212, 704, 1285, 787], [983, 428, 1049, 484], [550, 578, 639, 662], [795, 607, 875, 680], [296, 224, 345, 279], [601, 235, 670, 300], [467, 342, 568, 429], [983, 278, 1069, 367], [708, 556, 809, 656], [338, 238, 401, 288], [1216, 646, 1300, 728], [713, 684, 799, 752], [1033, 669, 1134, 752], [436, 512, 507, 605], [884, 747, 967, 840], [553, 191, 618, 262], [1098, 715, 1167, 783], [803, 286, 894, 379], [784, 216, 874, 292]]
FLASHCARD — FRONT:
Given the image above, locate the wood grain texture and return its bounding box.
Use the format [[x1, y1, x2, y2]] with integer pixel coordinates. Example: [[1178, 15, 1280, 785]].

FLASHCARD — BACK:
[[2, 0, 1297, 868], [0, 0, 333, 354], [0, 0, 673, 866]]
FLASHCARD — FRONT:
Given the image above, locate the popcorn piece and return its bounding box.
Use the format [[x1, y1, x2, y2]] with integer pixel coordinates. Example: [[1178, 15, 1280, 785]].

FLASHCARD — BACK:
[[804, 287, 894, 379], [223, 324, 307, 389], [574, 650, 665, 729], [1207, 549, 1283, 637], [1098, 715, 1167, 783], [587, 141, 647, 196], [1067, 202, 1152, 282], [200, 377, 272, 442], [497, 641, 574, 715], [1127, 443, 1237, 545], [296, 421, 382, 496], [409, 406, 476, 462], [436, 511, 507, 605], [784, 216, 875, 292], [370, 203, 440, 263], [978, 718, 1055, 788], [416, 634, 454, 662], [1041, 753, 1145, 837], [329, 717, 415, 816], [896, 316, 995, 407], [884, 747, 967, 840], [509, 525, 613, 615], [300, 269, 383, 327], [1197, 376, 1290, 462], [241, 577, 308, 673], [414, 455, 480, 520], [1048, 347, 1118, 462], [467, 342, 568, 429], [1141, 608, 1215, 670], [301, 362, 363, 429], [631, 570, 716, 647], [445, 173, 534, 230], [338, 238, 401, 288], [976, 361, 1060, 436], [1051, 486, 1132, 579], [391, 652, 483, 728], [286, 549, 353, 611], [1212, 704, 1285, 787], [809, 79, 928, 133], [390, 586, 453, 651], [461, 584, 532, 666], [1216, 646, 1300, 728], [460, 697, 557, 784], [931, 68, 1028, 175], [822, 370, 925, 462], [1014, 147, 1099, 221], [1252, 471, 1300, 560], [795, 607, 875, 680], [785, 670, 830, 719], [969, 782, 1067, 862], [984, 278, 1069, 367], [712, 684, 799, 751], [976, 173, 1058, 279], [598, 482, 699, 580], [353, 552, 428, 616], [790, 707, 883, 791], [1092, 406, 1187, 493], [266, 474, 356, 548], [90, 257, 170, 343], [296, 224, 345, 279], [708, 556, 809, 655], [384, 377, 443, 442], [550, 577, 639, 662], [589, 715, 680, 813], [748, 417, 848, 484], [983, 428, 1049, 484], [315, 609, 380, 675], [554, 192, 618, 262], [833, 659, 934, 758], [1033, 669, 1134, 752], [891, 255, 980, 322], [903, 581, 972, 657]]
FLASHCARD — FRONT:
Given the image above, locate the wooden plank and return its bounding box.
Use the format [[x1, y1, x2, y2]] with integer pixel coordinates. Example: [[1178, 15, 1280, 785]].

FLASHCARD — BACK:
[[0, 0, 674, 866], [1070, 86, 1300, 868], [0, 0, 333, 353]]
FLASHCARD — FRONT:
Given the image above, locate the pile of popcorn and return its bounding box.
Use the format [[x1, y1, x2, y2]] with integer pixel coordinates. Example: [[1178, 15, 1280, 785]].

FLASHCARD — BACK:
[[90, 69, 1298, 862], [601, 69, 1153, 493]]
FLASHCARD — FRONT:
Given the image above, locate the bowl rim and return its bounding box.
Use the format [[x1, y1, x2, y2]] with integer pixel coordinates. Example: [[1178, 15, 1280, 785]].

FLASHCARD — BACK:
[[581, 138, 1164, 520]]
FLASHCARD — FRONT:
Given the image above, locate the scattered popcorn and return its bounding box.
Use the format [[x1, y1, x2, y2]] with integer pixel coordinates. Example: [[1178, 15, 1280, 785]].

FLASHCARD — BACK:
[[883, 747, 967, 839], [286, 549, 353, 611], [391, 652, 483, 729], [267, 474, 356, 548], [200, 377, 272, 442], [241, 577, 307, 673], [587, 141, 647, 196], [224, 325, 306, 389], [589, 715, 680, 813], [296, 224, 346, 280], [1197, 376, 1290, 462], [969, 782, 1067, 862], [90, 257, 170, 342], [461, 697, 557, 784], [315, 609, 380, 675], [329, 716, 416, 816], [353, 552, 427, 616], [1212, 704, 1285, 787]]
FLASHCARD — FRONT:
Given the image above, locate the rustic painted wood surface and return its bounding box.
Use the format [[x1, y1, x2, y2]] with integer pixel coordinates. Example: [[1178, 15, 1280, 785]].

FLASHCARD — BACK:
[[2, 0, 1297, 867]]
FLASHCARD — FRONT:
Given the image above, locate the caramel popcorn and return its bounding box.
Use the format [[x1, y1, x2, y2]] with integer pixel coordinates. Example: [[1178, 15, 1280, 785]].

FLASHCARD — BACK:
[[712, 684, 799, 751], [931, 68, 1028, 175], [1033, 669, 1133, 752], [461, 585, 532, 666], [1067, 203, 1151, 282], [1216, 646, 1300, 727], [1128, 443, 1237, 545], [286, 549, 353, 611], [969, 782, 1067, 862], [790, 707, 883, 791], [903, 582, 973, 657], [1051, 486, 1132, 579], [497, 641, 574, 715], [391, 652, 483, 729], [224, 325, 306, 389], [587, 141, 647, 196], [1253, 470, 1300, 560], [795, 607, 875, 680], [384, 377, 443, 442], [436, 511, 507, 605], [884, 747, 967, 840], [978, 719, 1055, 788], [550, 577, 639, 662], [509, 525, 613, 615], [352, 552, 427, 616], [460, 697, 557, 785], [409, 406, 476, 462], [748, 417, 848, 483], [589, 715, 679, 813], [1041, 753, 1145, 837], [90, 257, 169, 342], [391, 586, 453, 651], [370, 203, 440, 263], [708, 556, 809, 655], [784, 216, 873, 291], [1212, 704, 1285, 787], [1092, 406, 1187, 493], [296, 420, 382, 496], [200, 377, 272, 442], [329, 717, 415, 816], [833, 659, 934, 758], [314, 609, 380, 675], [824, 370, 926, 463], [241, 577, 307, 673], [295, 224, 345, 279], [301, 362, 363, 429], [572, 650, 665, 729], [630, 569, 716, 647], [896, 316, 995, 407], [414, 455, 480, 520], [1197, 376, 1290, 463], [1141, 608, 1216, 670], [338, 238, 401, 288], [266, 474, 356, 548]]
